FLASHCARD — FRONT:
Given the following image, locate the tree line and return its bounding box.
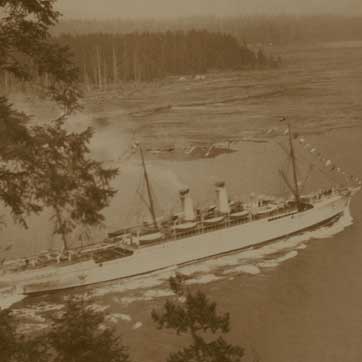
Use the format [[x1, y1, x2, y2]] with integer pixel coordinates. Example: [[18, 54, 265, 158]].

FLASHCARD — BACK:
[[56, 31, 279, 87], [54, 15, 362, 46]]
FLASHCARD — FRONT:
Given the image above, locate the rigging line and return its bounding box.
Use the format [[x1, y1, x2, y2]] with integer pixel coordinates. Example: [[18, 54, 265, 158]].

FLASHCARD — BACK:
[[135, 174, 150, 212], [293, 150, 316, 185], [133, 177, 147, 225], [274, 140, 298, 194], [139, 145, 158, 229], [290, 141, 328, 173], [136, 188, 153, 217], [275, 140, 289, 157], [125, 174, 144, 223], [122, 169, 147, 226], [119, 145, 139, 163], [278, 158, 292, 195], [300, 164, 315, 193], [284, 123, 302, 210], [296, 154, 333, 182], [136, 172, 160, 223], [294, 143, 337, 174], [137, 153, 163, 216], [148, 181, 162, 215], [294, 147, 342, 185], [275, 139, 340, 193], [274, 140, 297, 175], [139, 173, 159, 212], [279, 170, 298, 199]]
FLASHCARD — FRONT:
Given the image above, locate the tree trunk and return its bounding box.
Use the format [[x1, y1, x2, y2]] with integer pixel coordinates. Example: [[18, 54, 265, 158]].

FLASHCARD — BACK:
[[96, 46, 103, 88], [112, 45, 118, 84]]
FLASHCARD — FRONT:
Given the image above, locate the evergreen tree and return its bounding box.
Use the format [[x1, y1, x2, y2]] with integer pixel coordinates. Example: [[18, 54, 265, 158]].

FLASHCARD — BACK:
[[152, 274, 244, 362], [1, 298, 130, 362], [0, 308, 48, 362], [0, 0, 117, 247], [0, 309, 17, 361], [13, 335, 50, 362], [47, 297, 130, 362]]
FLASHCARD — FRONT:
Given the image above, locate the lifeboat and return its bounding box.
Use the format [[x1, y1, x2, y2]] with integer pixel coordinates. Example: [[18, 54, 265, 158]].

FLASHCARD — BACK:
[[230, 210, 249, 219], [203, 216, 225, 226], [139, 232, 164, 244], [254, 205, 278, 216], [174, 222, 198, 232]]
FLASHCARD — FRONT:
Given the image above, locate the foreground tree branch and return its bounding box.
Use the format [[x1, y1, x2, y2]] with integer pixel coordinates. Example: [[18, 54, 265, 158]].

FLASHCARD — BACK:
[[0, 297, 130, 362], [0, 0, 118, 248], [152, 274, 244, 362]]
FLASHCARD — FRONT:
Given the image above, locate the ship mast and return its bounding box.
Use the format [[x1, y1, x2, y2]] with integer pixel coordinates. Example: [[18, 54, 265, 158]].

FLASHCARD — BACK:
[[139, 144, 158, 230], [287, 122, 302, 211], [278, 119, 303, 211]]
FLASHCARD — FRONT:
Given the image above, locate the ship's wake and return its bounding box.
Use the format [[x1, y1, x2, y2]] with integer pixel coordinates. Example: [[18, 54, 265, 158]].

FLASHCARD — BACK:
[[0, 286, 26, 310], [2, 208, 354, 329], [81, 207, 354, 304]]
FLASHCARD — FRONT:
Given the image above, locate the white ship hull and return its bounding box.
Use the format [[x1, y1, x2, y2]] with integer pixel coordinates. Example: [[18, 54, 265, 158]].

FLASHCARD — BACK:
[[3, 193, 352, 296]]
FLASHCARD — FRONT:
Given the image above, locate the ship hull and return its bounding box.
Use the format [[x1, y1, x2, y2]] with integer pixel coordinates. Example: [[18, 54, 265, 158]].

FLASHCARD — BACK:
[[17, 193, 350, 295]]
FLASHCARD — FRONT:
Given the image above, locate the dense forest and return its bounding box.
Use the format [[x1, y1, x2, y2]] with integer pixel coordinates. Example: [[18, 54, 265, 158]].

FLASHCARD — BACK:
[[54, 15, 362, 45], [57, 31, 278, 86], [3, 14, 362, 91]]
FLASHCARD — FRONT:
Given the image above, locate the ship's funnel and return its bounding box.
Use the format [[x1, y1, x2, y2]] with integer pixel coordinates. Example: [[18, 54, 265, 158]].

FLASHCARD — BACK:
[[179, 188, 195, 221], [216, 181, 230, 214]]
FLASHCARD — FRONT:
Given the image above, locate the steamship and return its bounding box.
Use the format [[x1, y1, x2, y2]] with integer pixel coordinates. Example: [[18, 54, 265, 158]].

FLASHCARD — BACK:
[[1, 123, 360, 296]]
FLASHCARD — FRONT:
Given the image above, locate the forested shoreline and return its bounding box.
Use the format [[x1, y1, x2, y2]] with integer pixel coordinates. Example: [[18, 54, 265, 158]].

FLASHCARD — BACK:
[[3, 14, 362, 91], [54, 15, 362, 45], [0, 30, 279, 91], [58, 31, 279, 86]]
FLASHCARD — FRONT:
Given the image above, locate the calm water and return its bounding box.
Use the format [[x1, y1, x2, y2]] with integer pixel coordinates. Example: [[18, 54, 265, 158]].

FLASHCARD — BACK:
[[1, 42, 362, 362]]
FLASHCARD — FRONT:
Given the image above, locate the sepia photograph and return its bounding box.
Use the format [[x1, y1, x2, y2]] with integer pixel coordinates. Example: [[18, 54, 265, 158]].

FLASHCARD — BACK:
[[1, 1, 362, 361]]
